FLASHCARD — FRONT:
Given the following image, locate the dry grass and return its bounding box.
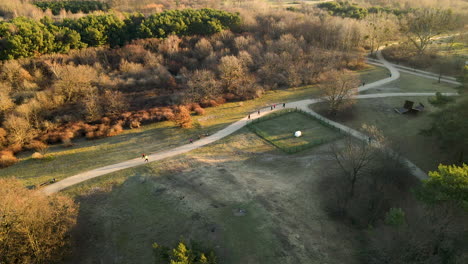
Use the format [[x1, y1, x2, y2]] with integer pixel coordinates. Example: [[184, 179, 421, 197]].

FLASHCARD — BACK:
[[63, 128, 359, 264], [310, 96, 460, 172]]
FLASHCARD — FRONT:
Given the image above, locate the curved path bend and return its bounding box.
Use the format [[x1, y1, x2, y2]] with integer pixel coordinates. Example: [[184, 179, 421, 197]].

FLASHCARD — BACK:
[[42, 50, 458, 194]]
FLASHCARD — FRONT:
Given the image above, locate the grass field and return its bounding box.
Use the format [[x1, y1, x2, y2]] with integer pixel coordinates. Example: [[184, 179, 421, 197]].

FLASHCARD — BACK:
[[356, 65, 389, 85], [248, 111, 342, 153], [0, 85, 324, 186], [310, 96, 460, 172], [63, 128, 359, 264]]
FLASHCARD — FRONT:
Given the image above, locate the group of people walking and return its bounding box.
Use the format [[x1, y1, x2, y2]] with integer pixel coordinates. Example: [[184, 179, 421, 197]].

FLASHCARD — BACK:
[[248, 102, 286, 120]]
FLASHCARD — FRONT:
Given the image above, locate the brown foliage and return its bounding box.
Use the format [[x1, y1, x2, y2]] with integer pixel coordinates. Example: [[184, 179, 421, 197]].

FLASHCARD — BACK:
[[0, 150, 18, 168], [194, 107, 206, 116], [0, 128, 7, 147], [28, 140, 49, 156], [0, 178, 78, 263], [170, 106, 193, 128]]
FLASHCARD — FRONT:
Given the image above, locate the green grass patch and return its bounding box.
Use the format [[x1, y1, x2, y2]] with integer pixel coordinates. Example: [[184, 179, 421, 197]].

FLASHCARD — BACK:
[[247, 110, 342, 153]]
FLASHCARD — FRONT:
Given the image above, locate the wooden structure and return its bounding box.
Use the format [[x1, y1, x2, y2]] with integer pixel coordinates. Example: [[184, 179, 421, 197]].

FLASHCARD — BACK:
[[394, 100, 425, 114]]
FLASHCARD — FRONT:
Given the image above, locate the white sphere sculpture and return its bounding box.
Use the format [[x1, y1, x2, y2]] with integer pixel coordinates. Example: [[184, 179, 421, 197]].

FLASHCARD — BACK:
[[294, 131, 302, 137]]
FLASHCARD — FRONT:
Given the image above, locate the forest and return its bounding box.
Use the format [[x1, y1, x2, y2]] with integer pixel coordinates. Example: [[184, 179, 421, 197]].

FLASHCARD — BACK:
[[0, 1, 467, 263], [0, 9, 241, 59]]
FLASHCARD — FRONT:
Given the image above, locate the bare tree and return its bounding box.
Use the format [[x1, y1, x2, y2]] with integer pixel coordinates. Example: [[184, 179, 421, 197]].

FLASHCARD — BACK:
[[330, 137, 375, 201], [320, 70, 359, 115], [364, 12, 399, 56], [218, 55, 246, 92], [3, 114, 36, 146], [185, 69, 221, 103], [400, 8, 455, 54], [101, 90, 129, 116], [53, 65, 98, 103]]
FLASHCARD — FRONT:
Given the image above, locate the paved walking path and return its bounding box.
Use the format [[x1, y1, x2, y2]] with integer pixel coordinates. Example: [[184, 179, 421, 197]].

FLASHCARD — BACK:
[[42, 50, 458, 194]]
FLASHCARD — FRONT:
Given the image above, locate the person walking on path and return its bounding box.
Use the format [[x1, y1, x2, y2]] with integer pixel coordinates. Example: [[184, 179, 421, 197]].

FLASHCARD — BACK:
[[248, 114, 250, 119], [270, 106, 273, 110], [189, 138, 193, 144], [258, 110, 260, 115], [144, 155, 149, 162], [283, 103, 285, 108], [274, 104, 276, 108], [141, 153, 145, 159]]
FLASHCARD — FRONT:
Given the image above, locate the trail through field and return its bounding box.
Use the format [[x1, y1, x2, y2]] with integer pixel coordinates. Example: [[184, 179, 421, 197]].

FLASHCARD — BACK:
[[42, 50, 459, 194]]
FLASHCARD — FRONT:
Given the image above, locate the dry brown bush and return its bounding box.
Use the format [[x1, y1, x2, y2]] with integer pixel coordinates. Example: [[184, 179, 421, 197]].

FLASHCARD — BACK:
[[28, 140, 49, 156], [85, 131, 95, 139], [170, 106, 193, 128], [31, 152, 44, 159], [101, 117, 111, 125], [0, 150, 18, 168], [0, 128, 7, 147], [194, 107, 206, 116], [0, 178, 78, 263], [129, 119, 141, 129], [107, 123, 124, 137], [7, 143, 23, 154]]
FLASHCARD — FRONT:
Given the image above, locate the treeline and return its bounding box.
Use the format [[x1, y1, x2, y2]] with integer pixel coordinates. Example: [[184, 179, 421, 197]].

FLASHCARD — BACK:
[[33, 0, 109, 15], [0, 10, 367, 167], [317, 1, 411, 19], [0, 9, 241, 60]]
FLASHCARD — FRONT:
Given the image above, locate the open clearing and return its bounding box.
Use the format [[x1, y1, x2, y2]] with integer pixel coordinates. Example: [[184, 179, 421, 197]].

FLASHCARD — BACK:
[[64, 129, 359, 264], [310, 96, 459, 172], [248, 110, 342, 152]]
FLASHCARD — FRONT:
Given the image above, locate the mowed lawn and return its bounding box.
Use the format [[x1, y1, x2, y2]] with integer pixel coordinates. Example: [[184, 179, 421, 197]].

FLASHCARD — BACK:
[[63, 128, 359, 264], [249, 111, 342, 152]]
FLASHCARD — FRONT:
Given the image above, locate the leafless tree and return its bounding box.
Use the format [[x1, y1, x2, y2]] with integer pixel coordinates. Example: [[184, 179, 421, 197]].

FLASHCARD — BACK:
[[320, 70, 359, 115], [399, 8, 455, 54]]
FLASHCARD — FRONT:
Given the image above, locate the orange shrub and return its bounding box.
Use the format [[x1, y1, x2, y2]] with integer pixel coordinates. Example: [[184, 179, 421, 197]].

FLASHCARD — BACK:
[[129, 119, 141, 129], [194, 107, 205, 115], [107, 123, 123, 137], [101, 117, 111, 124], [8, 143, 23, 154], [0, 150, 18, 168]]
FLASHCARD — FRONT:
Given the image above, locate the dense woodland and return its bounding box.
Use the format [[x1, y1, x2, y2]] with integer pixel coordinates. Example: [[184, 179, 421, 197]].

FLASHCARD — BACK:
[[0, 8, 369, 167], [0, 1, 467, 263]]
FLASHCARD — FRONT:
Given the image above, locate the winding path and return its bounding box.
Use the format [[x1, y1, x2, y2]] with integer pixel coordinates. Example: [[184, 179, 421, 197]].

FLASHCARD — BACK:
[[42, 50, 459, 194]]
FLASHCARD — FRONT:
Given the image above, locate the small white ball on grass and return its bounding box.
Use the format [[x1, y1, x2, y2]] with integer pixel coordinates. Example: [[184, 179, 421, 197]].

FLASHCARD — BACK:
[[294, 131, 302, 137]]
